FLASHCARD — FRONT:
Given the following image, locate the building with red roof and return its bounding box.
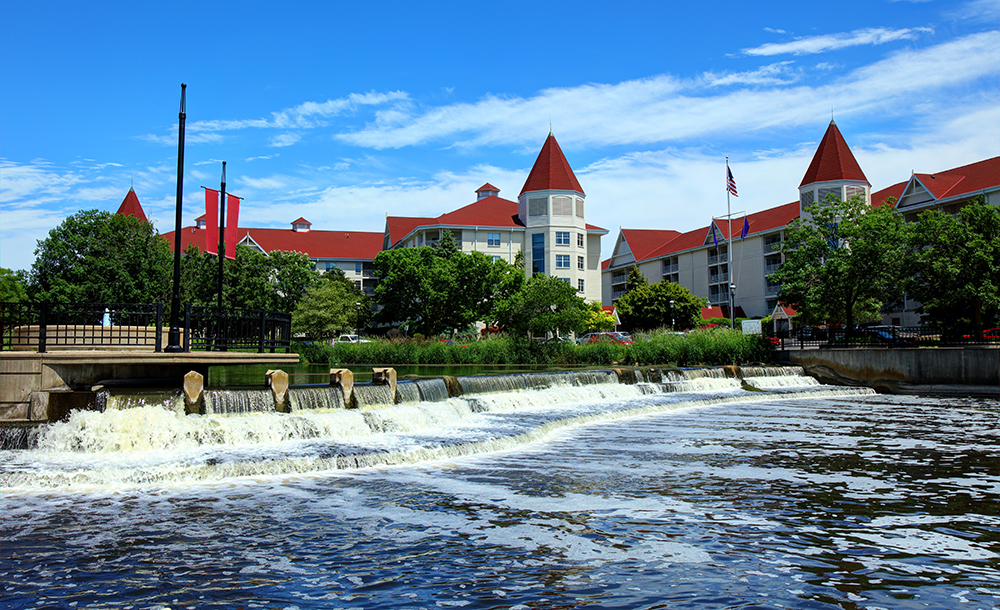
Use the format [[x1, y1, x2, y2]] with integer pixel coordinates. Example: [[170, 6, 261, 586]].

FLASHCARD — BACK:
[[384, 132, 608, 302], [162, 216, 384, 295], [602, 120, 1000, 321], [115, 187, 148, 222]]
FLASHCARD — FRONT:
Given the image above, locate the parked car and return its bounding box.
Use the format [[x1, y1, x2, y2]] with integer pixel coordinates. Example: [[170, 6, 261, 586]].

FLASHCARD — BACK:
[[331, 334, 371, 345], [578, 332, 633, 346], [983, 328, 1000, 339]]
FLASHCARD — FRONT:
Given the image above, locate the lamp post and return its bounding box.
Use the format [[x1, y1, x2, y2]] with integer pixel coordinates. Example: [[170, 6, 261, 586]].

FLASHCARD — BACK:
[[729, 284, 737, 329], [165, 83, 187, 353], [669, 299, 675, 332]]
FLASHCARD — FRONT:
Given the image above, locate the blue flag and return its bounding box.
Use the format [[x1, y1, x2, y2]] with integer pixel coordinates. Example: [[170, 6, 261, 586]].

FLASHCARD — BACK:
[[741, 217, 750, 241], [711, 224, 718, 246]]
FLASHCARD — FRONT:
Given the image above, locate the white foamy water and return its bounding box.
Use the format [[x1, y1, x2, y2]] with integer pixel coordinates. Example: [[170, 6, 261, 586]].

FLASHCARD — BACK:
[[2, 371, 996, 610]]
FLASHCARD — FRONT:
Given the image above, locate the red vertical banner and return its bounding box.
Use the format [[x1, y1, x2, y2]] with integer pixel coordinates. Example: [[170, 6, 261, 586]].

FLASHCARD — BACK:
[[205, 188, 219, 255], [225, 194, 240, 260]]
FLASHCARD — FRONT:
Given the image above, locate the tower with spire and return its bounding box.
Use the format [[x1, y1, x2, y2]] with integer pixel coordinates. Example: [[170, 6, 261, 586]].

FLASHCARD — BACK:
[[518, 131, 592, 293], [115, 187, 148, 222], [798, 120, 871, 214]]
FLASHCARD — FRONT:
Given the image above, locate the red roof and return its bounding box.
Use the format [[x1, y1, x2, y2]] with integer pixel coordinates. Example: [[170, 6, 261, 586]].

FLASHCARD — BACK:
[[911, 156, 1000, 201], [800, 121, 868, 187], [162, 226, 384, 260], [701, 305, 747, 320], [292, 217, 311, 225], [871, 181, 906, 208], [620, 229, 681, 262], [115, 188, 147, 222], [601, 258, 611, 270], [520, 133, 584, 195], [477, 183, 500, 192], [384, 195, 607, 248]]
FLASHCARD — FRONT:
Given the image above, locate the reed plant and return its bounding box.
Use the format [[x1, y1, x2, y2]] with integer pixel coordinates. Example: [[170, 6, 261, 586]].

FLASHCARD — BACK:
[[292, 327, 773, 367]]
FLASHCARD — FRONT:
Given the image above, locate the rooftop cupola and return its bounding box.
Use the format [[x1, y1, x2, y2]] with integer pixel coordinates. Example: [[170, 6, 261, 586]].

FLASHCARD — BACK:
[[476, 183, 500, 200], [291, 217, 312, 232], [799, 120, 871, 211]]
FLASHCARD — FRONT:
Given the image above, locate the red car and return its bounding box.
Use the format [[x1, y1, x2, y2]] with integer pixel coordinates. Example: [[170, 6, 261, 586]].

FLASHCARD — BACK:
[[580, 332, 633, 346]]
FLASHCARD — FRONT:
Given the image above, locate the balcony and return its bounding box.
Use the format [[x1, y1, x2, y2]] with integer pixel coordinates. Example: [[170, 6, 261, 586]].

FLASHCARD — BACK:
[[708, 272, 729, 285], [708, 254, 728, 265]]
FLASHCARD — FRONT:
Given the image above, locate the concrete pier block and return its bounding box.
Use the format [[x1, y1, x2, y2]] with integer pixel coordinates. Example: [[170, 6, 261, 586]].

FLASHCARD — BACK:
[[183, 371, 204, 415], [266, 370, 290, 413], [373, 367, 397, 400], [330, 369, 354, 408]]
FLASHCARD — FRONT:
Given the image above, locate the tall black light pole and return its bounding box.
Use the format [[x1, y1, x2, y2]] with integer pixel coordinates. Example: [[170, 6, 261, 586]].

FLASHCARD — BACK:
[[165, 83, 187, 353], [217, 161, 227, 310]]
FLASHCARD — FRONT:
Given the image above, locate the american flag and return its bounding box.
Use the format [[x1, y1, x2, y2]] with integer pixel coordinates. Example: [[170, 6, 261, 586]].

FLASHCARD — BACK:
[[727, 166, 738, 197]]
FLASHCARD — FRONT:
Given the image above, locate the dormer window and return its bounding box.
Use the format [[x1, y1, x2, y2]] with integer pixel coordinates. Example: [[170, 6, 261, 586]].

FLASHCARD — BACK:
[[476, 183, 500, 200], [291, 217, 312, 232]]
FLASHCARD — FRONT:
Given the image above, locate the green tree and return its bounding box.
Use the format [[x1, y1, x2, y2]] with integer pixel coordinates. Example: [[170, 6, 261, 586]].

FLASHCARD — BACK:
[[584, 301, 617, 332], [625, 264, 648, 292], [27, 209, 172, 304], [614, 280, 704, 332], [494, 275, 589, 338], [373, 246, 523, 335], [1, 268, 28, 302], [292, 274, 367, 340], [771, 195, 909, 330], [906, 198, 1000, 335]]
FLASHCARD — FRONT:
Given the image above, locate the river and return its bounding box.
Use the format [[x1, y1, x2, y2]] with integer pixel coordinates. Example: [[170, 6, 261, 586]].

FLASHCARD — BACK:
[[1, 368, 997, 609]]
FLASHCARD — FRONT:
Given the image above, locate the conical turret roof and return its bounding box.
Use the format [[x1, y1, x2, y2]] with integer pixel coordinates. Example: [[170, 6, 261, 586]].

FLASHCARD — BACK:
[[115, 187, 148, 222], [799, 121, 868, 187], [519, 133, 584, 196]]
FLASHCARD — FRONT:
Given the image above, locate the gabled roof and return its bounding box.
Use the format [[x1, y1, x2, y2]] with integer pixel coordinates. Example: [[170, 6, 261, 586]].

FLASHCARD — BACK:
[[871, 181, 906, 208], [477, 183, 500, 192], [292, 217, 311, 224], [799, 120, 868, 187], [115, 188, 148, 222], [620, 229, 681, 262], [384, 197, 525, 248], [913, 156, 1000, 200], [520, 133, 585, 196], [162, 226, 384, 261]]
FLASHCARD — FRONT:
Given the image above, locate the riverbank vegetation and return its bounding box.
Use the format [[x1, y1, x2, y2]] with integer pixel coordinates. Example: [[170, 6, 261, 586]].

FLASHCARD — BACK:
[[295, 326, 774, 368]]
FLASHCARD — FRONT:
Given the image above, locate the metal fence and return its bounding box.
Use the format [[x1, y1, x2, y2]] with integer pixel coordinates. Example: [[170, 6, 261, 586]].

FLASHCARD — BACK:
[[1, 302, 291, 353], [767, 325, 1000, 350]]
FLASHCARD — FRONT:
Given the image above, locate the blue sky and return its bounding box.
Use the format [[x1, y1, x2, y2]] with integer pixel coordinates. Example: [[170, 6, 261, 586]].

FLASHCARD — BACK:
[[2, 0, 998, 272]]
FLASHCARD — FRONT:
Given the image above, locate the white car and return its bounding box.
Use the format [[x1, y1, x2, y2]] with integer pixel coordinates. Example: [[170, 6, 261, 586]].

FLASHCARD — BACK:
[[331, 334, 371, 345]]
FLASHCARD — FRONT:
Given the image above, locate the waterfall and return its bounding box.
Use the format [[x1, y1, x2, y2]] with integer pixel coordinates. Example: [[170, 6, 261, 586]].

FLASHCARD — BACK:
[[288, 386, 345, 411], [203, 389, 274, 415], [660, 368, 742, 392], [395, 381, 422, 404], [103, 389, 185, 413], [415, 378, 449, 402], [459, 371, 616, 395], [354, 383, 396, 408]]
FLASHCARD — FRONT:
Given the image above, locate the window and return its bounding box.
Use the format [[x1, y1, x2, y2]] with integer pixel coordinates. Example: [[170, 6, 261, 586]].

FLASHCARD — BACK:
[[577, 256, 584, 270], [818, 187, 839, 203], [552, 196, 572, 216], [492, 255, 502, 262], [575, 198, 585, 218], [487, 232, 501, 247], [556, 231, 570, 246], [559, 278, 571, 283], [845, 185, 865, 202], [532, 233, 545, 274], [577, 233, 584, 248], [800, 190, 814, 211], [355, 262, 362, 274], [578, 279, 585, 292], [326, 262, 333, 271], [556, 254, 570, 269], [529, 198, 547, 217]]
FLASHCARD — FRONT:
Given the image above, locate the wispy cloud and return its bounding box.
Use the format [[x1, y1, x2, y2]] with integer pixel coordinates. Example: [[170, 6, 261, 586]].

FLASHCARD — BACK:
[[332, 32, 997, 150], [269, 133, 301, 147], [704, 62, 799, 86], [944, 0, 1000, 22], [743, 27, 934, 56]]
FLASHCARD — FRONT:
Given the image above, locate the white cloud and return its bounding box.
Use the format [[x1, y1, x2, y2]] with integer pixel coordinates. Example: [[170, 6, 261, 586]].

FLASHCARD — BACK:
[[269, 133, 301, 147], [704, 62, 799, 86], [764, 27, 786, 34], [743, 27, 934, 56], [944, 0, 1000, 22], [333, 32, 998, 150]]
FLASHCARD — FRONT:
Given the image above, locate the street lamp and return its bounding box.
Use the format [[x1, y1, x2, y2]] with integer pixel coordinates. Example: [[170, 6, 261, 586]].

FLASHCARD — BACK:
[[729, 284, 737, 329], [669, 299, 675, 331]]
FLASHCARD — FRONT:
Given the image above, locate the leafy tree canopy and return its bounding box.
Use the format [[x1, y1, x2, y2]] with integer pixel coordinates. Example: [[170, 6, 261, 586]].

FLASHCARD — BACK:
[[494, 274, 589, 338], [292, 274, 367, 340], [906, 198, 1000, 335], [625, 264, 648, 292], [771, 195, 908, 329], [614, 280, 705, 332], [27, 209, 172, 304], [1, 268, 28, 302], [373, 246, 523, 336], [585, 301, 617, 332]]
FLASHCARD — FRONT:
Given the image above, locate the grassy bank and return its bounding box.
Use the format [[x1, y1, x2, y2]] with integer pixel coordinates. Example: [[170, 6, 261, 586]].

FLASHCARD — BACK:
[[295, 327, 774, 368]]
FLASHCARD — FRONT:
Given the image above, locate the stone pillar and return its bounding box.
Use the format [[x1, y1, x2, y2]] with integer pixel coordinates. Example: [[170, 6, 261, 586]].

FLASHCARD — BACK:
[[183, 371, 204, 415], [372, 367, 397, 400], [330, 368, 355, 408], [266, 369, 290, 413]]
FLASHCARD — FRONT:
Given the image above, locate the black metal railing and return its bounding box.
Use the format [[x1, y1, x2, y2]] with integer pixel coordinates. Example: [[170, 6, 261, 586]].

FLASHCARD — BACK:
[[186, 305, 291, 353], [766, 325, 1000, 350], [1, 302, 291, 353]]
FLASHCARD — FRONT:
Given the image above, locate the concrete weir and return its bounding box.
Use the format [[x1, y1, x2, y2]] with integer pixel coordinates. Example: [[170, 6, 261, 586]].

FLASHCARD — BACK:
[[0, 350, 300, 424]]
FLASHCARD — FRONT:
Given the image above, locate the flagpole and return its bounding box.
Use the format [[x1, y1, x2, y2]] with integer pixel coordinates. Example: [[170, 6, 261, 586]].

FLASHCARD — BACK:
[[726, 157, 734, 329], [217, 161, 227, 310], [165, 84, 186, 353]]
